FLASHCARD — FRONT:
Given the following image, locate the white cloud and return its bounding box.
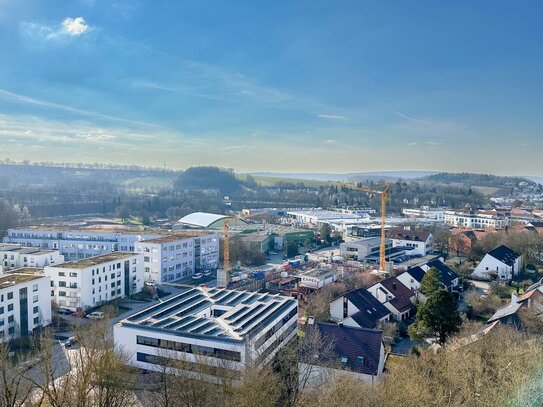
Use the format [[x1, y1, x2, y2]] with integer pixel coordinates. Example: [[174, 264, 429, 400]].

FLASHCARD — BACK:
[[62, 17, 89, 36], [325, 139, 337, 144], [317, 114, 347, 120]]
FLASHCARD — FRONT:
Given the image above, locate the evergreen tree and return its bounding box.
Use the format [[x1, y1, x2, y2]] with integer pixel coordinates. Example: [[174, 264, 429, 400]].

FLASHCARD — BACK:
[[420, 267, 443, 296]]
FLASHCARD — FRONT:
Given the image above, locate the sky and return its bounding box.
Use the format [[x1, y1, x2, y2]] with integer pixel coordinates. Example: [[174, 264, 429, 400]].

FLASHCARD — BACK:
[[0, 0, 542, 175]]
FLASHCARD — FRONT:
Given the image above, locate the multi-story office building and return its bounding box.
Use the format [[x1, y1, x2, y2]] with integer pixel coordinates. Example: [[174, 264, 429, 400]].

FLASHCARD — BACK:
[[44, 252, 144, 311], [444, 210, 507, 229], [4, 227, 162, 260], [114, 287, 298, 383], [134, 233, 219, 283], [0, 243, 64, 272], [0, 273, 52, 343]]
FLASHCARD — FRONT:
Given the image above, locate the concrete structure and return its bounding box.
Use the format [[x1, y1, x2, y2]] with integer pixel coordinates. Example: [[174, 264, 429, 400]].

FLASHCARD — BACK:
[[389, 228, 434, 257], [272, 228, 314, 251], [472, 245, 522, 281], [114, 287, 298, 383], [444, 210, 507, 229], [286, 209, 368, 228], [296, 267, 337, 290], [0, 243, 64, 271], [0, 273, 51, 343], [44, 252, 144, 311], [135, 233, 219, 283], [237, 233, 272, 254], [340, 238, 406, 263]]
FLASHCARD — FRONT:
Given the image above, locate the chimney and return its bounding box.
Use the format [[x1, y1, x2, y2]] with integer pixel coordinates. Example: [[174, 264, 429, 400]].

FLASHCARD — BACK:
[[392, 282, 397, 290], [511, 292, 518, 303]]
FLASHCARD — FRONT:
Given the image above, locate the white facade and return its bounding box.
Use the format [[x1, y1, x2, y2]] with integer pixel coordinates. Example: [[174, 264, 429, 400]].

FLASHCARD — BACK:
[[296, 268, 337, 290], [390, 234, 433, 256], [114, 287, 298, 383], [0, 273, 52, 343], [0, 244, 64, 271], [402, 208, 445, 221], [135, 233, 219, 283], [472, 254, 522, 281], [44, 252, 144, 311], [287, 209, 367, 227], [444, 210, 507, 229]]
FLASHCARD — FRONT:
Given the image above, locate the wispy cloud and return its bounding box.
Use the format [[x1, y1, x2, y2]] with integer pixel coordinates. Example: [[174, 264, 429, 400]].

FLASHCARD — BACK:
[[21, 17, 91, 41], [395, 111, 438, 127], [325, 139, 337, 143], [317, 114, 347, 120], [0, 88, 166, 129]]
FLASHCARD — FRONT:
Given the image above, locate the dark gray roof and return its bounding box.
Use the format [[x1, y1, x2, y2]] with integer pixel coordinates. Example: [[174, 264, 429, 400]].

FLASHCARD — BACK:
[[389, 228, 431, 242], [426, 260, 458, 288], [378, 277, 414, 313], [344, 288, 391, 329], [315, 322, 383, 376], [488, 245, 521, 266], [402, 266, 426, 284]]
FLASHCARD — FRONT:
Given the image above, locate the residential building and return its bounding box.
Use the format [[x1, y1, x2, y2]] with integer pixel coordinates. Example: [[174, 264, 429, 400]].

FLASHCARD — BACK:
[[135, 233, 219, 283], [350, 225, 384, 238], [296, 267, 337, 290], [367, 277, 415, 321], [444, 210, 507, 229], [114, 287, 298, 383], [0, 273, 51, 343], [402, 207, 446, 221], [421, 259, 459, 291], [388, 228, 434, 257], [396, 266, 427, 300], [44, 252, 144, 312], [300, 322, 385, 385], [329, 287, 391, 329], [472, 245, 522, 281], [0, 243, 64, 271]]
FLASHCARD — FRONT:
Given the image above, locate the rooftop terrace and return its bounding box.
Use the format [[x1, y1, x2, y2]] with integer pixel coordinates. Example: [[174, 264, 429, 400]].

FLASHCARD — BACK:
[[0, 273, 44, 287]]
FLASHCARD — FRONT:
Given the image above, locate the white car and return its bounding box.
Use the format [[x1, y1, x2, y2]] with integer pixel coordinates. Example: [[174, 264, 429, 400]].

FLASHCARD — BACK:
[[192, 272, 203, 280], [86, 311, 104, 320], [203, 270, 211, 277]]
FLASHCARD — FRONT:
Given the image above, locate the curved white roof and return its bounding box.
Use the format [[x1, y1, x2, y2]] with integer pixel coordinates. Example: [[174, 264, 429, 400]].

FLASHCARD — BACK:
[[177, 212, 230, 228]]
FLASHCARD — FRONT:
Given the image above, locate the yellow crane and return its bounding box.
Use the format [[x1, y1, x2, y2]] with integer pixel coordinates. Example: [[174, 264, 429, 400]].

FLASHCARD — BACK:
[[341, 183, 391, 272]]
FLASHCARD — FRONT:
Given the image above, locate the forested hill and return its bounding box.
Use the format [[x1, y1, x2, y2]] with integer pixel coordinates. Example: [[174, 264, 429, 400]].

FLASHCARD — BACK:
[[421, 172, 537, 188]]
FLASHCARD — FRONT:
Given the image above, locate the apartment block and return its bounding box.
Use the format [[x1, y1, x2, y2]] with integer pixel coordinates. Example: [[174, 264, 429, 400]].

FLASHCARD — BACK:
[[44, 252, 144, 311], [0, 273, 52, 343], [0, 243, 64, 272]]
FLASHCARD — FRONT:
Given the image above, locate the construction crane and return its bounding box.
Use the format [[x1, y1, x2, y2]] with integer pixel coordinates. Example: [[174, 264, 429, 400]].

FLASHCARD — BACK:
[[340, 183, 391, 273]]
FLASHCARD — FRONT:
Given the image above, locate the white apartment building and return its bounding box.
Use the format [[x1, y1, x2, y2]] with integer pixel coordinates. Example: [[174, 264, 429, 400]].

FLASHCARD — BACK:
[[444, 210, 507, 229], [0, 244, 64, 271], [402, 207, 445, 221], [114, 287, 298, 383], [4, 227, 162, 260], [44, 252, 144, 312], [0, 273, 52, 343], [135, 233, 219, 283]]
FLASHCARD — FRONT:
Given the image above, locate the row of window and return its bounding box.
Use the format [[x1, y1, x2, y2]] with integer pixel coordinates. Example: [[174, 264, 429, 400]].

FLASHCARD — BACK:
[[136, 335, 242, 362]]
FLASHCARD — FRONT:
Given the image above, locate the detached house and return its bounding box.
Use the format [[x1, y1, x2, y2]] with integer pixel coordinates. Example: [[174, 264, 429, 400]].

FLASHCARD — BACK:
[[329, 287, 391, 329], [472, 245, 522, 281], [367, 277, 415, 321], [421, 259, 459, 291], [396, 266, 427, 300], [389, 228, 433, 257]]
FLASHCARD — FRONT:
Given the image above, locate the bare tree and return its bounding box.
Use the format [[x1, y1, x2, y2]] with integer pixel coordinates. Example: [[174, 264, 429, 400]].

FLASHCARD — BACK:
[[0, 344, 34, 407]]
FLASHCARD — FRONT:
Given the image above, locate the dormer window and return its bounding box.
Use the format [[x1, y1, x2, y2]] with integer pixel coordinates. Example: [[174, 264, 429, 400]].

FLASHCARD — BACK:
[[356, 356, 365, 365], [340, 356, 348, 364]]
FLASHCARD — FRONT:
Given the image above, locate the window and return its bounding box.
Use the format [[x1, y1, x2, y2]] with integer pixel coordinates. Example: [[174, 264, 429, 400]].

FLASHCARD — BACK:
[[33, 295, 38, 303], [356, 356, 365, 365], [58, 272, 66, 277], [69, 272, 78, 278], [7, 304, 13, 312], [32, 284, 38, 292], [33, 306, 39, 314], [7, 292, 13, 300], [340, 356, 348, 364], [59, 291, 66, 297], [8, 315, 14, 323], [59, 281, 66, 287], [0, 307, 3, 314], [33, 316, 39, 325]]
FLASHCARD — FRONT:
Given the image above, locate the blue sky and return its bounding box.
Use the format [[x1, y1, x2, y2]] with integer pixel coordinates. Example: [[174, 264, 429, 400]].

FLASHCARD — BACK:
[[0, 0, 542, 175]]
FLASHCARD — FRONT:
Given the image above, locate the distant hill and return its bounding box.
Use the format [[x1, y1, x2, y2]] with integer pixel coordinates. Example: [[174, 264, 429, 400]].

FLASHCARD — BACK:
[[249, 171, 436, 183], [420, 172, 534, 187]]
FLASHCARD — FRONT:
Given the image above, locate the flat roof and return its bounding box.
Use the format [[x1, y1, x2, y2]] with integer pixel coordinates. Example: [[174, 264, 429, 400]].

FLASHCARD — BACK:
[[238, 233, 271, 243], [0, 273, 44, 287], [297, 268, 337, 278], [119, 286, 297, 342], [47, 252, 138, 269], [0, 244, 56, 255], [8, 267, 44, 274], [142, 232, 211, 244]]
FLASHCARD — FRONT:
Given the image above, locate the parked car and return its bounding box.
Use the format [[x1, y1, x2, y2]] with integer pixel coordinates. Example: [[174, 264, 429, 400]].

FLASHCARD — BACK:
[[62, 337, 77, 348], [72, 311, 86, 318], [192, 272, 203, 280], [269, 251, 278, 255], [57, 308, 72, 315], [203, 270, 211, 277], [86, 311, 104, 320]]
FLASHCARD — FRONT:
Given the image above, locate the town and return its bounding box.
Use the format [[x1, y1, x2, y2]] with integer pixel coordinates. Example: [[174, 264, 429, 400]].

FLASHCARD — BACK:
[[0, 164, 542, 406]]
